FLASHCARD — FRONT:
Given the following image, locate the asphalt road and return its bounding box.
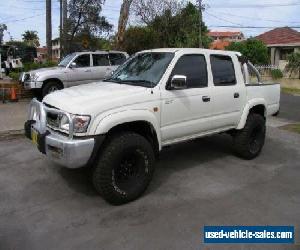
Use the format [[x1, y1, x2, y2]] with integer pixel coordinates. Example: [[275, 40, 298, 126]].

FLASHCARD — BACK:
[[0, 126, 300, 250], [278, 93, 300, 122]]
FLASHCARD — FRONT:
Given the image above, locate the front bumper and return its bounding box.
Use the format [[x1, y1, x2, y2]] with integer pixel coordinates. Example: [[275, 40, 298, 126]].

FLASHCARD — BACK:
[[24, 99, 103, 169], [24, 80, 43, 89]]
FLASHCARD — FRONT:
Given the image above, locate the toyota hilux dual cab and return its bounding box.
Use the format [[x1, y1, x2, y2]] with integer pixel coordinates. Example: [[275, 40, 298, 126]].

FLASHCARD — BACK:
[[25, 48, 280, 205], [21, 50, 129, 98]]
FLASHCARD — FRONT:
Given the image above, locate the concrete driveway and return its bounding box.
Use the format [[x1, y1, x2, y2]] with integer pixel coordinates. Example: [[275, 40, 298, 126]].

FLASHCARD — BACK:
[[0, 126, 299, 250], [278, 93, 300, 122]]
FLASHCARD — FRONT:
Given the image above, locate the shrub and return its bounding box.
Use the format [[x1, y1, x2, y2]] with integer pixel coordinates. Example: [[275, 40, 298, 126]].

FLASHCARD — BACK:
[[271, 69, 283, 80], [9, 72, 20, 81]]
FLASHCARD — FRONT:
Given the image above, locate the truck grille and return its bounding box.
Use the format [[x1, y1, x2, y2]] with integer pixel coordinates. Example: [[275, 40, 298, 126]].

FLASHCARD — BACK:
[[47, 113, 60, 128]]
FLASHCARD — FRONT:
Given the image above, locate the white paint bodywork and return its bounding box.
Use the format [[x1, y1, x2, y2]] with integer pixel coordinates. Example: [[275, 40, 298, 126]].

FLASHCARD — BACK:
[[43, 48, 280, 150]]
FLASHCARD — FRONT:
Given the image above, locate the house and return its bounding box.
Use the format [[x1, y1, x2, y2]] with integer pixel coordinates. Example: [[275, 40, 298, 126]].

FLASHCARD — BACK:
[[52, 38, 60, 61], [36, 47, 47, 63], [256, 27, 300, 70], [208, 31, 245, 50]]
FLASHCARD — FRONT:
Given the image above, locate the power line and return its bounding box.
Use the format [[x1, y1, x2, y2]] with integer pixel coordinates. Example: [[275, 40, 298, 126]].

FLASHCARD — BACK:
[[209, 2, 300, 9], [208, 25, 300, 29], [208, 10, 300, 24], [5, 14, 45, 24]]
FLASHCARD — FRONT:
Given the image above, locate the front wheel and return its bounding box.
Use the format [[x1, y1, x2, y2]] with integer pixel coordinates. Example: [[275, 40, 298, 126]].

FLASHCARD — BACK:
[[42, 81, 62, 98], [232, 114, 266, 160], [92, 132, 155, 205]]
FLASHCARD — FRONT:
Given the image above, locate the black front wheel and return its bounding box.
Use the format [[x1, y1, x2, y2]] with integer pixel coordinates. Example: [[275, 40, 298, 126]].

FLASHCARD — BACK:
[[42, 81, 62, 98], [92, 132, 155, 205], [232, 114, 266, 160]]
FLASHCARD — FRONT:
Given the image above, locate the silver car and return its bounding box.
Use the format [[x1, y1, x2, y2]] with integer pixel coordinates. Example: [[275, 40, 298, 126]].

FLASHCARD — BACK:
[[21, 51, 129, 98]]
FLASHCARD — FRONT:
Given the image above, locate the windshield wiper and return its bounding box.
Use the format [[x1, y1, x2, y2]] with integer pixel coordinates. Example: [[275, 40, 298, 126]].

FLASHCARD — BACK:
[[120, 80, 155, 88]]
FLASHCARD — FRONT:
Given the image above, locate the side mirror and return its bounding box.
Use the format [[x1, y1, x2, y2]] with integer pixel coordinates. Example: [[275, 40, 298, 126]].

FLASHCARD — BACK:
[[169, 75, 187, 90], [69, 62, 77, 68]]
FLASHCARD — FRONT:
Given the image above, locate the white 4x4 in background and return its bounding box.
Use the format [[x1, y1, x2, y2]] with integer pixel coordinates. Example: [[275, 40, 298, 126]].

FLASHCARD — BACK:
[[21, 50, 129, 98]]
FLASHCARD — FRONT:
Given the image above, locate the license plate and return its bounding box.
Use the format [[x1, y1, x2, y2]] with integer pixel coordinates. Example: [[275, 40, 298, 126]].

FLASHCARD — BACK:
[[31, 129, 38, 146]]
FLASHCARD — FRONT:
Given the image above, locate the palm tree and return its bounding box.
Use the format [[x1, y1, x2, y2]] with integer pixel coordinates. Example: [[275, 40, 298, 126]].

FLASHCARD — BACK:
[[22, 30, 40, 47], [46, 0, 52, 61]]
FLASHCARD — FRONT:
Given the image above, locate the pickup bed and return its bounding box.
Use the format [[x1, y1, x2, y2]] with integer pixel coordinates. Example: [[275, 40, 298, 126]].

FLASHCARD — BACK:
[[24, 48, 280, 205]]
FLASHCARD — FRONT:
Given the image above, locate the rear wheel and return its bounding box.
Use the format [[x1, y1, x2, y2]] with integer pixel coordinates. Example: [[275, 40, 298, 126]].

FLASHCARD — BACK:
[[42, 81, 62, 98], [232, 114, 266, 160], [92, 132, 155, 205]]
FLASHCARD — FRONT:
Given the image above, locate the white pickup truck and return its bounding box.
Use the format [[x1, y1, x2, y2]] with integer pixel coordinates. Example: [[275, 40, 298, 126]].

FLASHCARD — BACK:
[[25, 48, 280, 205]]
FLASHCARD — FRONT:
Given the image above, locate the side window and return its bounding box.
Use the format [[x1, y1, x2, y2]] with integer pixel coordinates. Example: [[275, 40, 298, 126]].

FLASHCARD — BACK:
[[93, 54, 110, 66], [74, 54, 90, 68], [109, 53, 127, 65], [170, 54, 208, 88], [210, 55, 236, 86]]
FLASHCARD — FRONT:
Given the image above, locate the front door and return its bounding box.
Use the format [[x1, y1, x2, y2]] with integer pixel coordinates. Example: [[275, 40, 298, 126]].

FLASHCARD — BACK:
[[66, 54, 92, 87], [160, 54, 213, 144]]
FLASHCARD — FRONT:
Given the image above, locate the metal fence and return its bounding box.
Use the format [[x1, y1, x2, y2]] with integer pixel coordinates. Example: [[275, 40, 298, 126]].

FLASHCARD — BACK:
[[255, 65, 279, 76]]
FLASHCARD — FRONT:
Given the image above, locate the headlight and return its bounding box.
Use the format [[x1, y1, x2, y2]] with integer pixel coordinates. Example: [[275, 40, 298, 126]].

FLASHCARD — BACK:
[[59, 114, 91, 133], [30, 73, 39, 81]]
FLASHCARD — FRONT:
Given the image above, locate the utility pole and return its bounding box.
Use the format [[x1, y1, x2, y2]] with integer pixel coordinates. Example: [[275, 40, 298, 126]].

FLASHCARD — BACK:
[[62, 0, 67, 57], [60, 0, 62, 60], [197, 0, 203, 48], [46, 0, 52, 61]]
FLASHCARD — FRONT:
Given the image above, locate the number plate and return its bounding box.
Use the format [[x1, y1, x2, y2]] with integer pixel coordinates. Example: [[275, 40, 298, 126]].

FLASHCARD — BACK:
[[31, 129, 38, 146]]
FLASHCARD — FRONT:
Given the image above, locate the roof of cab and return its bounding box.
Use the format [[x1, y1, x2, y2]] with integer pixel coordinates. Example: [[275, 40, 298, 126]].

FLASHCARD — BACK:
[[140, 48, 241, 56]]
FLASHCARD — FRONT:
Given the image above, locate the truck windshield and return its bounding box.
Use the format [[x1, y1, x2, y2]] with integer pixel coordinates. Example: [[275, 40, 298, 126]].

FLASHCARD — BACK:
[[58, 53, 76, 67], [105, 52, 174, 87]]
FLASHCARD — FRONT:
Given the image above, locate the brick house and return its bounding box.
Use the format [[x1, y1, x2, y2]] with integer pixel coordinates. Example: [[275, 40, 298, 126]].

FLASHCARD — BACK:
[[256, 27, 300, 70], [208, 31, 245, 50]]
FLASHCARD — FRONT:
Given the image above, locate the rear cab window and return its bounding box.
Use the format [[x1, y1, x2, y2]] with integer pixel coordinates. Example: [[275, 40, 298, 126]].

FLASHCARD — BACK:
[[170, 54, 208, 88], [210, 55, 236, 86]]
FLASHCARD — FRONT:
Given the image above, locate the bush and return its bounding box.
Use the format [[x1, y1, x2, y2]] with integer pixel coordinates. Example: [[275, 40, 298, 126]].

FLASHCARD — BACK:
[[271, 69, 283, 79], [9, 72, 20, 81]]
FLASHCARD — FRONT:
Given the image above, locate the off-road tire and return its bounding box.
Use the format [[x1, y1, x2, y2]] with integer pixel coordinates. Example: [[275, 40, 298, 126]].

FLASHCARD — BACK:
[[233, 113, 266, 160], [92, 132, 155, 205], [42, 81, 62, 98]]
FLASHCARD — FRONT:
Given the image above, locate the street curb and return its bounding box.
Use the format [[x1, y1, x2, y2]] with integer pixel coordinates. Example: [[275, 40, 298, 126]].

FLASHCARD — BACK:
[[0, 129, 25, 140]]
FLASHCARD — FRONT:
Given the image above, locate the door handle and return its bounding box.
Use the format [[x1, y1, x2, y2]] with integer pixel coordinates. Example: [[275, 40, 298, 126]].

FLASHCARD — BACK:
[[202, 96, 211, 102], [234, 93, 240, 98], [85, 69, 92, 73]]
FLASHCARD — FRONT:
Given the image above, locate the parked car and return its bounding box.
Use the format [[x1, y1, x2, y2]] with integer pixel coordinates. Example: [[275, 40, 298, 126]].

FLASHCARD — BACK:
[[24, 48, 280, 205], [21, 51, 129, 98]]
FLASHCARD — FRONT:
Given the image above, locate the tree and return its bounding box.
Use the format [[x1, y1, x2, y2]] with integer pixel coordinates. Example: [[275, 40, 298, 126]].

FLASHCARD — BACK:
[[22, 30, 40, 47], [122, 26, 156, 54], [66, 0, 112, 53], [115, 0, 133, 49], [286, 52, 300, 79], [132, 0, 184, 25], [0, 24, 7, 45], [226, 39, 269, 65], [122, 2, 211, 54]]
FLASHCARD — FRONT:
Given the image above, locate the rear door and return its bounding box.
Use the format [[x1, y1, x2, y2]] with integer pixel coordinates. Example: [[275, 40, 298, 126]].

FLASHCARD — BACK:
[[91, 53, 111, 80], [209, 54, 246, 130]]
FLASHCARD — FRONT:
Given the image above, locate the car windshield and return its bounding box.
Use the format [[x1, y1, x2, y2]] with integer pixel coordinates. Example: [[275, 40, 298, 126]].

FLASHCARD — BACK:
[[105, 52, 174, 88], [58, 53, 76, 67]]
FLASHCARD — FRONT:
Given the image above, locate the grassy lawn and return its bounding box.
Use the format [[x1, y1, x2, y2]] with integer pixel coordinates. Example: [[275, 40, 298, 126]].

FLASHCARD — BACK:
[[280, 124, 300, 134], [281, 87, 300, 95]]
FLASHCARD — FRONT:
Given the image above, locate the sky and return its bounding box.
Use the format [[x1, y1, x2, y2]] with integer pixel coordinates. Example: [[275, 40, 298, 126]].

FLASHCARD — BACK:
[[0, 0, 300, 46]]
